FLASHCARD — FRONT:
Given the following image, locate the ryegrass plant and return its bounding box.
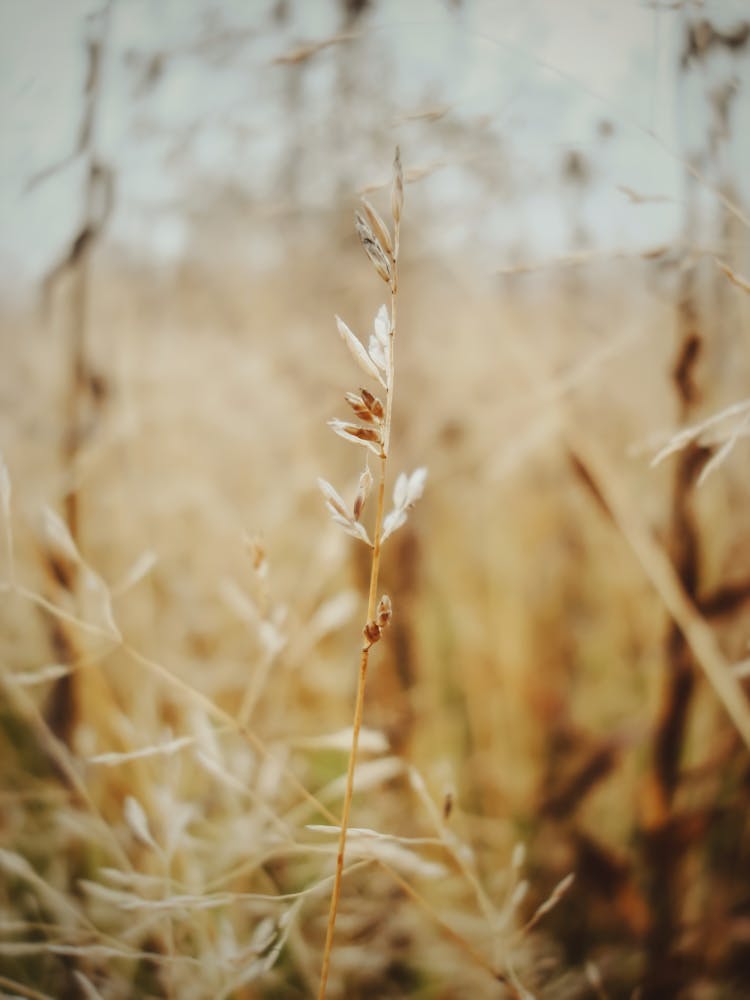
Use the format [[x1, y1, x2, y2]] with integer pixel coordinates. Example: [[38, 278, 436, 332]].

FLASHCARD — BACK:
[[316, 147, 428, 998]]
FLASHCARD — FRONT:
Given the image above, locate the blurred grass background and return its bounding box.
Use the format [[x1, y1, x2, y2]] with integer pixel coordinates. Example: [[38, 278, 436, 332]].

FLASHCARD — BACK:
[[1, 2, 750, 998]]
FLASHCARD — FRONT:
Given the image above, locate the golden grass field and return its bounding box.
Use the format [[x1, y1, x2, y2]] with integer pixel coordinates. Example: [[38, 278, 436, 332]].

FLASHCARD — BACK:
[[2, 127, 750, 1000]]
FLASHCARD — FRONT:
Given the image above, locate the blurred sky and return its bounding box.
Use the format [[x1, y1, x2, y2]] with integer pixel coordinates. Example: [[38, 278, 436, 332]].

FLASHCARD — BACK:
[[0, 0, 748, 289]]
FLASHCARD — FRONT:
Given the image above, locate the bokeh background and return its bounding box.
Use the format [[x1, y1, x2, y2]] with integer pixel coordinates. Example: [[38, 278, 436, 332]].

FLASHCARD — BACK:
[[1, 2, 750, 998]]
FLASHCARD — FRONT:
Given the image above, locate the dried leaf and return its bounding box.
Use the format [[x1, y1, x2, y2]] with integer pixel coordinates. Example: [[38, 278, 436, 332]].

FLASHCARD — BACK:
[[335, 315, 385, 386]]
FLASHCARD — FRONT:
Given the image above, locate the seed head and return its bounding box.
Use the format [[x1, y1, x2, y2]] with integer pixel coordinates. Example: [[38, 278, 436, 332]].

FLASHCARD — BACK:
[[360, 197, 393, 259], [376, 594, 392, 629], [355, 211, 392, 284]]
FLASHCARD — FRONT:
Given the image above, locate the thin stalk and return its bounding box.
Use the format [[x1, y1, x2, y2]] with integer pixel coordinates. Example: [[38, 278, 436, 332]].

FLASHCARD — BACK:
[[318, 229, 399, 1000]]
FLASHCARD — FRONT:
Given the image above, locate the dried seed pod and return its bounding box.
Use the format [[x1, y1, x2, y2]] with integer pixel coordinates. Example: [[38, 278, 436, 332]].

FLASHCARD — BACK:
[[354, 211, 392, 284], [328, 419, 383, 456], [353, 465, 373, 522], [360, 388, 384, 421], [376, 594, 392, 628], [392, 146, 403, 226], [345, 391, 376, 423], [360, 197, 393, 258], [334, 422, 380, 444]]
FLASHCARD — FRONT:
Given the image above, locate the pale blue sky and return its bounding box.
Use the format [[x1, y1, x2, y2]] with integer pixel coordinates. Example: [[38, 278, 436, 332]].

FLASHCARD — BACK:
[[0, 0, 748, 287]]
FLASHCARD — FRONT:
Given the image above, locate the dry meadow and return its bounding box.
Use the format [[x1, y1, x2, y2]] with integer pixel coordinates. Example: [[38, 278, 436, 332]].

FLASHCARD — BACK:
[[1, 4, 750, 999]]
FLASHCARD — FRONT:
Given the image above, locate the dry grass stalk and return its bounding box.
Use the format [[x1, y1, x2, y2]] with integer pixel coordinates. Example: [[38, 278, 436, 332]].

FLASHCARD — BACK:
[[650, 396, 750, 482], [715, 257, 750, 293], [272, 31, 356, 67], [317, 147, 426, 999]]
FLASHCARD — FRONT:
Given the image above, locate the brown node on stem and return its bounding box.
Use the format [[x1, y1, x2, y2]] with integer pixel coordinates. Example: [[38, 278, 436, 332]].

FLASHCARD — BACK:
[[363, 598, 392, 647], [363, 621, 381, 647]]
